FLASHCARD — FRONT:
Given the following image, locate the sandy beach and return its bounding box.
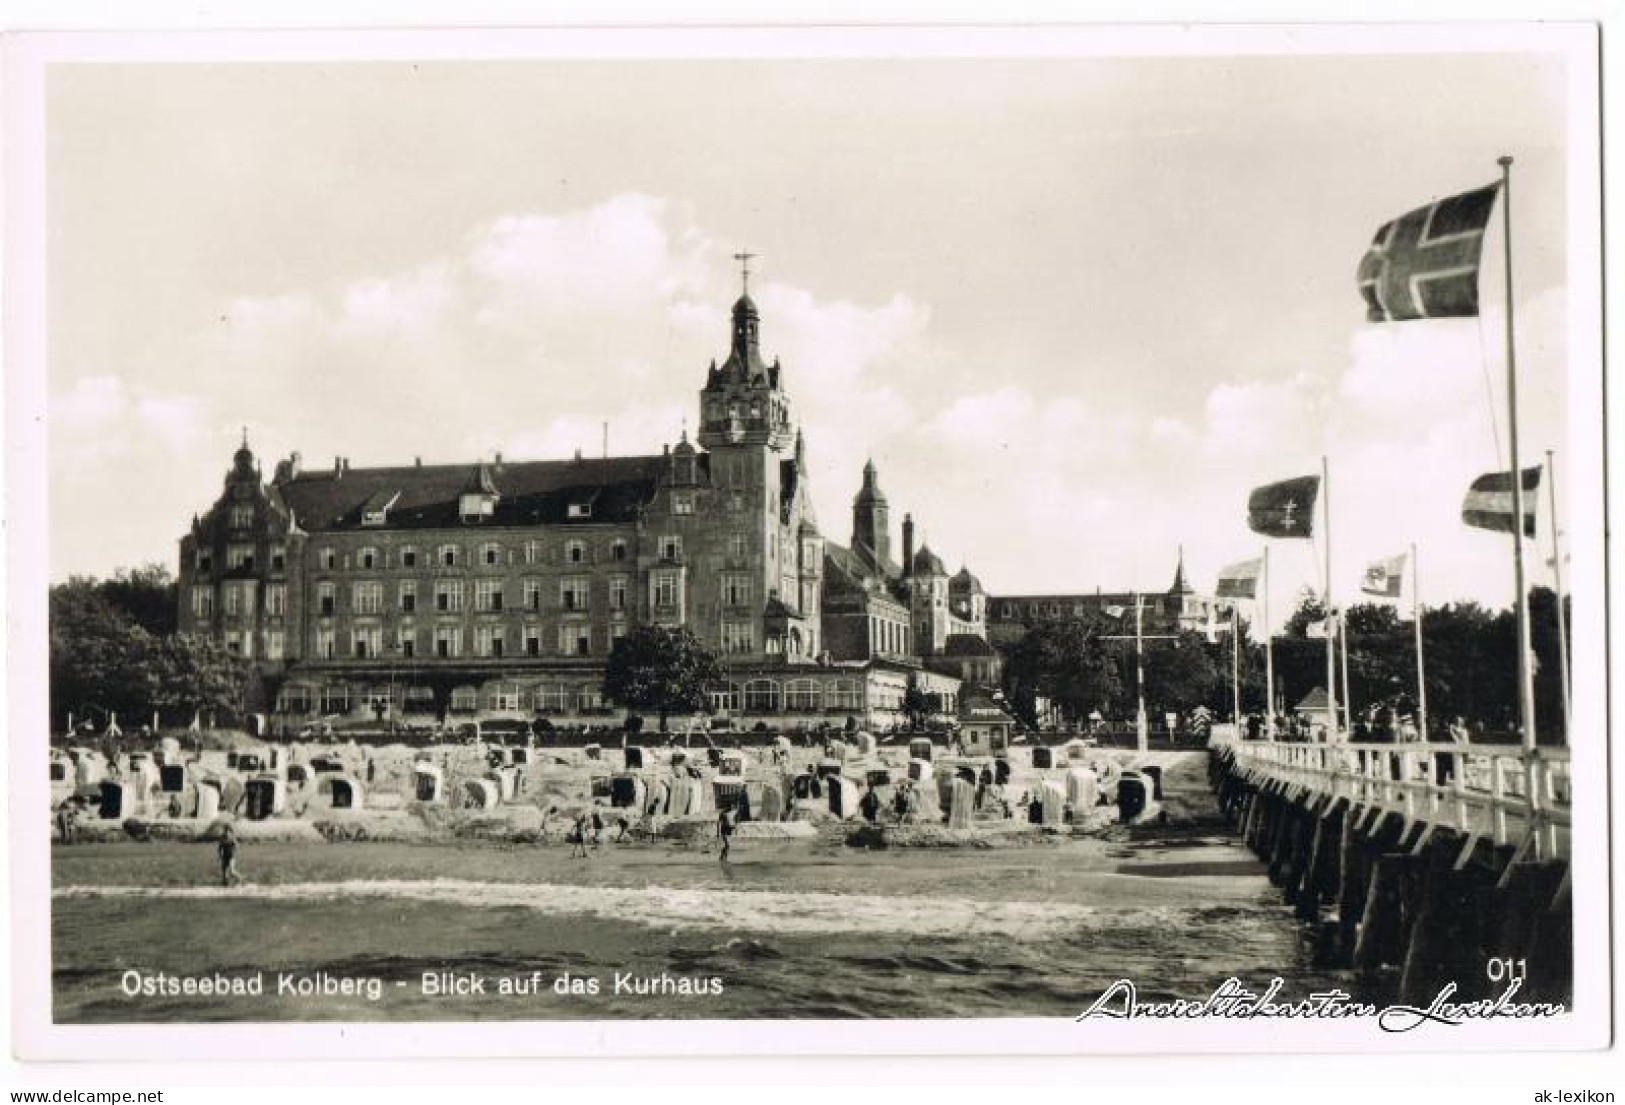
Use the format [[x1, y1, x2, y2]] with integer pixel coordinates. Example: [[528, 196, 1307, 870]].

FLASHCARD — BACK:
[[51, 751, 1354, 1021]]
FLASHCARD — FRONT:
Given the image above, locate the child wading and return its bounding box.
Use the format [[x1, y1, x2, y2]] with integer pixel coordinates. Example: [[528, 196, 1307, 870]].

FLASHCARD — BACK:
[[717, 805, 736, 864], [217, 824, 242, 886]]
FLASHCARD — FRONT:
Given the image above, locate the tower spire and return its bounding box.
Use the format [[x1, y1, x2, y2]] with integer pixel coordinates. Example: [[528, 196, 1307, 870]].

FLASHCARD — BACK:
[[733, 250, 757, 296]]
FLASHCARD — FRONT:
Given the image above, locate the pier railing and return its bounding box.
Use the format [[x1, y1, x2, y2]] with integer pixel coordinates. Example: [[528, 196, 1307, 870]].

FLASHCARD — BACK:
[[1220, 738, 1570, 862]]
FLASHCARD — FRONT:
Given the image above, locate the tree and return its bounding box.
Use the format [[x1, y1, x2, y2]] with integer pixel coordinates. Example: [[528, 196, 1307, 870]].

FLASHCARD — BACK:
[[99, 563, 179, 637], [901, 679, 934, 731], [1000, 615, 1124, 727], [150, 633, 255, 725], [601, 625, 723, 732], [1141, 629, 1223, 715], [49, 576, 161, 729]]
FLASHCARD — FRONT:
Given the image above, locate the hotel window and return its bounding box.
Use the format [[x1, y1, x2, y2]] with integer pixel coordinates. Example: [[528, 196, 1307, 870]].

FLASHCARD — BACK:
[[535, 685, 569, 713], [744, 679, 780, 712], [524, 540, 543, 565], [401, 546, 418, 569], [435, 580, 465, 613], [480, 542, 501, 567], [721, 573, 750, 608], [353, 626, 382, 659], [523, 625, 542, 657], [474, 625, 504, 658], [316, 627, 336, 659], [352, 581, 383, 615], [558, 625, 591, 656], [609, 576, 628, 611], [191, 586, 213, 618], [224, 630, 244, 655], [673, 491, 694, 515], [474, 578, 504, 612], [265, 584, 286, 617], [265, 630, 285, 661], [720, 621, 754, 655], [560, 577, 589, 611], [491, 684, 521, 711], [358, 547, 379, 570], [523, 578, 543, 611], [224, 586, 242, 617], [399, 580, 417, 613], [450, 687, 478, 712], [653, 571, 678, 609], [710, 682, 742, 713], [611, 540, 627, 562], [227, 543, 255, 570], [195, 550, 213, 573], [729, 492, 744, 514], [578, 687, 603, 712], [610, 623, 628, 647], [438, 544, 459, 568], [320, 548, 336, 570], [828, 680, 862, 711], [321, 685, 350, 714], [397, 626, 416, 658], [728, 534, 747, 560], [660, 535, 682, 561], [568, 502, 592, 519], [785, 680, 822, 712], [270, 547, 285, 571], [434, 626, 461, 658], [230, 504, 254, 529], [567, 540, 586, 564]]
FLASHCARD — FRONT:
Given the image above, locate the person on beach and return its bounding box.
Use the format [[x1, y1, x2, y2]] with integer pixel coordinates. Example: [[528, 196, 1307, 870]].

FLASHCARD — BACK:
[[859, 785, 881, 823], [717, 805, 736, 864], [217, 824, 241, 887], [570, 813, 591, 859]]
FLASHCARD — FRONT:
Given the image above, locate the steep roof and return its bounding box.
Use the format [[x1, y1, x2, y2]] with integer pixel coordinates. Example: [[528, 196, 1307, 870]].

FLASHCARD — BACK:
[[275, 455, 667, 531], [942, 633, 998, 657], [951, 566, 984, 593], [911, 544, 947, 577]]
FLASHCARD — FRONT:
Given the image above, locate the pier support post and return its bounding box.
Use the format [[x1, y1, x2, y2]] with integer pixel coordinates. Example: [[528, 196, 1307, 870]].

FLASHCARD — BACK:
[[1398, 840, 1491, 1004], [1492, 860, 1572, 1006]]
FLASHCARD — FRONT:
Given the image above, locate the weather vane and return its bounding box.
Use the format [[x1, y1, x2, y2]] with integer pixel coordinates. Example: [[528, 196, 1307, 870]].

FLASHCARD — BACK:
[[732, 250, 757, 295]]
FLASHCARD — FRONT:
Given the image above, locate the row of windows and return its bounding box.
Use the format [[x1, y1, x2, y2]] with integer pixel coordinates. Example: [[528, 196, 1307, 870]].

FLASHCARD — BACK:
[[309, 576, 634, 616], [312, 537, 659, 572], [708, 678, 864, 713], [192, 583, 286, 619], [278, 683, 610, 715], [312, 622, 623, 660], [994, 597, 1202, 620], [194, 546, 287, 574]]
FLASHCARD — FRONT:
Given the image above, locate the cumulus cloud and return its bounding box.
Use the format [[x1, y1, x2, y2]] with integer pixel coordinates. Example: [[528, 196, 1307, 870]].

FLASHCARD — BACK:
[[49, 190, 1569, 614]]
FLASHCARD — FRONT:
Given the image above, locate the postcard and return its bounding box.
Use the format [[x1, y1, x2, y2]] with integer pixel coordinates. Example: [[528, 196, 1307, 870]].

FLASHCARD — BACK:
[[6, 21, 1607, 1061]]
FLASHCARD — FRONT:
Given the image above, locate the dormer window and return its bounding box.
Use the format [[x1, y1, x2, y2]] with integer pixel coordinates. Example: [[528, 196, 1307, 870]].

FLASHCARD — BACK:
[[361, 489, 400, 528], [673, 491, 694, 516], [568, 502, 593, 519], [460, 491, 495, 523]]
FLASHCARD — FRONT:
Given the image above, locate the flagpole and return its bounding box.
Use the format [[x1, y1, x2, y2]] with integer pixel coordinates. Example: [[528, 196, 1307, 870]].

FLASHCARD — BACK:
[[1135, 592, 1149, 753], [1546, 449, 1570, 743], [1231, 603, 1242, 728], [1322, 454, 1339, 739], [1499, 155, 1538, 754], [1264, 546, 1276, 740], [1338, 606, 1354, 735], [1412, 541, 1429, 742]]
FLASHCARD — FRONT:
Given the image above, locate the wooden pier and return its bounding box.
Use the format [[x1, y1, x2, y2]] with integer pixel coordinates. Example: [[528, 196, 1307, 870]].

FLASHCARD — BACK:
[[1209, 737, 1572, 1005]]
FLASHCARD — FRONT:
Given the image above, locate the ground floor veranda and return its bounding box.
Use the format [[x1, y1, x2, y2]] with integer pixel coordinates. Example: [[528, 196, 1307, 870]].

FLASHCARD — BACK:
[[264, 659, 963, 732]]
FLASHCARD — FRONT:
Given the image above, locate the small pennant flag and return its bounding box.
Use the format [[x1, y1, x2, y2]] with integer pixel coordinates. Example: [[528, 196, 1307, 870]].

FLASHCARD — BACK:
[[1216, 557, 1264, 600], [1357, 182, 1501, 322], [1248, 475, 1320, 539], [1361, 553, 1407, 598], [1305, 617, 1333, 640], [1462, 467, 1541, 537]]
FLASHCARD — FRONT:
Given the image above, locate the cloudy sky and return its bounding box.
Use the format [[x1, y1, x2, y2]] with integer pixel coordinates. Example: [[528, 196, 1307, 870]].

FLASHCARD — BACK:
[[46, 47, 1581, 617]]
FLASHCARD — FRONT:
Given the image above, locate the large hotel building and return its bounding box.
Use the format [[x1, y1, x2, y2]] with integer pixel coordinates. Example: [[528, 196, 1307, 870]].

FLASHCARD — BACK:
[[177, 288, 1002, 731]]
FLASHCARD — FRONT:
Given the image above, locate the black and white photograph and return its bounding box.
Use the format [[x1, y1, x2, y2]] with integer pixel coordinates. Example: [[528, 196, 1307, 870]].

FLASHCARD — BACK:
[[4, 20, 1610, 1067]]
